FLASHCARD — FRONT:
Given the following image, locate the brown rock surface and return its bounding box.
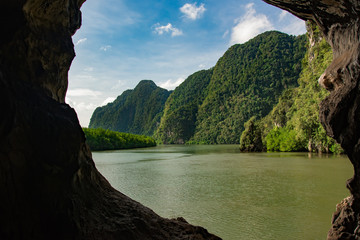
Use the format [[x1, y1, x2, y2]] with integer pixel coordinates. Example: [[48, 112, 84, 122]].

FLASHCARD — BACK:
[[0, 0, 220, 239], [263, 0, 360, 239]]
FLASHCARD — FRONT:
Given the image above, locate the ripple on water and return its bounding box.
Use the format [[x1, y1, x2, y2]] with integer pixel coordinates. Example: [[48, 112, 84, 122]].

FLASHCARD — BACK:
[[93, 145, 352, 240]]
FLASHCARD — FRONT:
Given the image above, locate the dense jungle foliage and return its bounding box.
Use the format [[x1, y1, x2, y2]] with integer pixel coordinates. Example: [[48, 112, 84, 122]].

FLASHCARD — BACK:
[[156, 31, 307, 144], [239, 23, 343, 153], [155, 69, 213, 144], [88, 80, 171, 136], [83, 128, 156, 151]]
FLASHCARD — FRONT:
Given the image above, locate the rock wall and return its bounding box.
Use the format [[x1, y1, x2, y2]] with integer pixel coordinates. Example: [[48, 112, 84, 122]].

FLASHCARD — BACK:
[[0, 1, 220, 239], [3, 0, 359, 238], [263, 0, 360, 239]]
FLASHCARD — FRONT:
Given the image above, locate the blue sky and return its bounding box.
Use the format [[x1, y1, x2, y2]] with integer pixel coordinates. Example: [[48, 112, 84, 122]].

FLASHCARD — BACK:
[[67, 0, 306, 127]]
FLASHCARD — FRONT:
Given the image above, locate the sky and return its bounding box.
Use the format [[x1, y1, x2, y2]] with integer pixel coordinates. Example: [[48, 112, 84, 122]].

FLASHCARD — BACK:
[[67, 0, 307, 127]]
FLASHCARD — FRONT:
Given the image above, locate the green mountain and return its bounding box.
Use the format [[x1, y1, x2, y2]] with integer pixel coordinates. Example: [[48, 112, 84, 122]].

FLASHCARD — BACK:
[[155, 69, 213, 144], [157, 31, 307, 144], [88, 80, 171, 136], [239, 22, 342, 153]]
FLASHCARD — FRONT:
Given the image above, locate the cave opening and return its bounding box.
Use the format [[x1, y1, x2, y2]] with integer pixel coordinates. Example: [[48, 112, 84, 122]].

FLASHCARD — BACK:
[[1, 0, 359, 239], [68, 0, 352, 239]]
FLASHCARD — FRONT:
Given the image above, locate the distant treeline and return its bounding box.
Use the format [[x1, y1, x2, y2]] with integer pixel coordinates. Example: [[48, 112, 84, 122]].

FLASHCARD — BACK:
[[83, 128, 156, 151]]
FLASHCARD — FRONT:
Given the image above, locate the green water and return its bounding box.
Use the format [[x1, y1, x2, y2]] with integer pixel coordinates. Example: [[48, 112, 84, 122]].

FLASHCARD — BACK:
[[92, 145, 352, 240]]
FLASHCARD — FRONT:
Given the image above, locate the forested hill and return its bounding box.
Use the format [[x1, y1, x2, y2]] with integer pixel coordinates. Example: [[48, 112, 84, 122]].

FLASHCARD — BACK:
[[157, 31, 307, 144], [155, 69, 213, 144], [88, 80, 171, 136], [239, 22, 342, 153]]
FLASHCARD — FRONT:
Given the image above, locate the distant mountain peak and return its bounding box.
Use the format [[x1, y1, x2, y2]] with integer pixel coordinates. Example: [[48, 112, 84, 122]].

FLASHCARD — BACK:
[[88, 79, 171, 136], [135, 80, 157, 89]]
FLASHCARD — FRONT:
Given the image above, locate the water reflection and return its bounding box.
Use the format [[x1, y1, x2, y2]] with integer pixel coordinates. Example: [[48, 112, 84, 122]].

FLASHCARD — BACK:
[[93, 145, 352, 240]]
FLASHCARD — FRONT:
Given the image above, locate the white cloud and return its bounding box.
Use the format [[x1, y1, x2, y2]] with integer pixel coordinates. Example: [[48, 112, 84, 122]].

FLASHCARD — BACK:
[[101, 97, 116, 106], [111, 80, 125, 90], [279, 10, 288, 21], [65, 97, 97, 127], [281, 19, 306, 36], [65, 97, 97, 113], [75, 38, 87, 45], [222, 30, 229, 39], [154, 23, 183, 37], [230, 3, 273, 45], [198, 64, 206, 68], [65, 96, 75, 106], [84, 67, 94, 72], [158, 77, 185, 90], [75, 102, 97, 111], [100, 45, 112, 51], [180, 3, 206, 20], [66, 88, 102, 97], [278, 10, 306, 36]]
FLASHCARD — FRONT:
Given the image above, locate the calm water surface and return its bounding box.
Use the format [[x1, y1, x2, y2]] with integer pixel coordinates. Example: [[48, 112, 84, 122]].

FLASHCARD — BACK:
[[92, 145, 352, 240]]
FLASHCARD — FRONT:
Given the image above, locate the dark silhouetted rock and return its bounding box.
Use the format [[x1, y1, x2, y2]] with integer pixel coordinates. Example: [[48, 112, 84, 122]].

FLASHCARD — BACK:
[[0, 1, 220, 239], [263, 0, 360, 239]]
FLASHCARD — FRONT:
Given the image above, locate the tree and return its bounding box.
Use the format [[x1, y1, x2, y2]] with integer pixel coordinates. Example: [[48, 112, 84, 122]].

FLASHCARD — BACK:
[[239, 116, 264, 152]]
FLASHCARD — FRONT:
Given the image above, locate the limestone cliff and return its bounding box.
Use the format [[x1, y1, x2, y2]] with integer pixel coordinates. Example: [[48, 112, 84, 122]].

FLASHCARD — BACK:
[[263, 0, 360, 239], [0, 1, 219, 239]]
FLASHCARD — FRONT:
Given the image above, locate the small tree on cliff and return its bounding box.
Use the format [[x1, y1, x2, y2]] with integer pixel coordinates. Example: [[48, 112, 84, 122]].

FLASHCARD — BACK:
[[239, 116, 264, 152]]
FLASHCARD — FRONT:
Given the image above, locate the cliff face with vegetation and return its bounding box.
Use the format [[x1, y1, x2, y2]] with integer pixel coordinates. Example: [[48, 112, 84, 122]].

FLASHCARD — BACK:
[[193, 31, 306, 144], [240, 22, 342, 153], [89, 80, 170, 136], [0, 1, 219, 239], [155, 69, 213, 144], [263, 0, 360, 239], [156, 31, 307, 144]]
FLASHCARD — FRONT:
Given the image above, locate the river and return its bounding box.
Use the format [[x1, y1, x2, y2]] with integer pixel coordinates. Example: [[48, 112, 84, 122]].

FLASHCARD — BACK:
[[92, 145, 352, 240]]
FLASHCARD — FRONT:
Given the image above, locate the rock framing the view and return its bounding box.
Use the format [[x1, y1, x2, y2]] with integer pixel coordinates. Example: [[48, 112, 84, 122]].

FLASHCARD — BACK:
[[1, 0, 360, 239], [263, 0, 360, 239], [0, 0, 220, 239]]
